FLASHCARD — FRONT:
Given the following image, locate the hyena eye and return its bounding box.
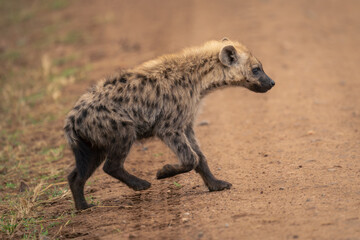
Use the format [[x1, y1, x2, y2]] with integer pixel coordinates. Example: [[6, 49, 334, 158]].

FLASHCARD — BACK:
[[252, 67, 261, 75]]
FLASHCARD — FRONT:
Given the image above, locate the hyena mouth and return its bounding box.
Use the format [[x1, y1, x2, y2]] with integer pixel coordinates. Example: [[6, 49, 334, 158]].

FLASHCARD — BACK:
[[250, 84, 272, 93], [250, 77, 275, 93]]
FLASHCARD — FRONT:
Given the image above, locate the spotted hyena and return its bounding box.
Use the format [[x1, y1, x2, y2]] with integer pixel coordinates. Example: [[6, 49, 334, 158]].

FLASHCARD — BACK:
[[64, 38, 275, 210]]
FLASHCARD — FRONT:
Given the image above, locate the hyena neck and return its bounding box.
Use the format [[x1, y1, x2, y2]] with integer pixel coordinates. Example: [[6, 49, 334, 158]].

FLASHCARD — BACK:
[[178, 43, 246, 97], [136, 46, 244, 97], [175, 53, 234, 97], [198, 61, 244, 98], [176, 53, 246, 98]]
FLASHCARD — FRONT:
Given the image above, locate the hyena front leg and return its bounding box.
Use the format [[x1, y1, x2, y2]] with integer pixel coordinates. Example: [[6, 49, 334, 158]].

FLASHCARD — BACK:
[[156, 131, 198, 179], [185, 126, 232, 191], [103, 130, 151, 191]]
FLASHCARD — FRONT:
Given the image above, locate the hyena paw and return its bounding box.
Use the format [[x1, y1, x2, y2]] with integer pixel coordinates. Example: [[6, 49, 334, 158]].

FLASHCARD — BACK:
[[129, 179, 151, 191], [76, 203, 95, 211], [207, 179, 232, 191], [156, 164, 174, 179]]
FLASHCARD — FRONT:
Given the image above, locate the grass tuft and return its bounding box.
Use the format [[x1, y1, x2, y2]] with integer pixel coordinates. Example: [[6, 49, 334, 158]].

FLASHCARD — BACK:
[[0, 181, 70, 238]]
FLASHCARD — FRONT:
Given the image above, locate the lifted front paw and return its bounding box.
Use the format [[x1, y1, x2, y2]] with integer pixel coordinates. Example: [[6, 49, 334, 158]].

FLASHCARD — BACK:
[[207, 180, 232, 191], [156, 164, 174, 179]]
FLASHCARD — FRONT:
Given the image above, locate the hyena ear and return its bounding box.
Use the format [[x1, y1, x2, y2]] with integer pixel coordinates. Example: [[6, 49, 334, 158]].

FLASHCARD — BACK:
[[219, 45, 238, 67]]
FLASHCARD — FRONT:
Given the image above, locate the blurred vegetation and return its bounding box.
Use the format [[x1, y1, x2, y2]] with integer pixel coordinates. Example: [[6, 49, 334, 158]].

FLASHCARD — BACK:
[[0, 0, 93, 238]]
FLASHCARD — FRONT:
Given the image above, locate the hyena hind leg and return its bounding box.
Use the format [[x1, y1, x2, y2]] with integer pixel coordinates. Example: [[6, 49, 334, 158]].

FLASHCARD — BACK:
[[156, 131, 197, 179], [68, 143, 105, 210], [102, 134, 151, 191]]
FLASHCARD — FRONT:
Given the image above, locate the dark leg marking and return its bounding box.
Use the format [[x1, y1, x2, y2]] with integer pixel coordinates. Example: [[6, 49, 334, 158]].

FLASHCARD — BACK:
[[185, 126, 232, 191]]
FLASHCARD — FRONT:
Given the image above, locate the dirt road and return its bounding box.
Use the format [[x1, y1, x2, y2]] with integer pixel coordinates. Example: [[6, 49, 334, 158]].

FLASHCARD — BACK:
[[1, 0, 359, 239]]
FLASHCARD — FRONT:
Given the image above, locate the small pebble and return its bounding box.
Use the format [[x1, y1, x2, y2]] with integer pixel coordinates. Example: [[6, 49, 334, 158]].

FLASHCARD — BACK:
[[182, 217, 189, 222], [279, 187, 285, 190], [129, 234, 137, 239], [198, 120, 209, 126], [0, 167, 7, 175], [307, 130, 315, 135], [198, 232, 204, 238], [225, 223, 229, 228], [19, 181, 29, 193]]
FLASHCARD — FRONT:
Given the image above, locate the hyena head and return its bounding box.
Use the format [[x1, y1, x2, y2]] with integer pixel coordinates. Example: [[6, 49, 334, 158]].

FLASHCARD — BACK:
[[218, 38, 275, 93]]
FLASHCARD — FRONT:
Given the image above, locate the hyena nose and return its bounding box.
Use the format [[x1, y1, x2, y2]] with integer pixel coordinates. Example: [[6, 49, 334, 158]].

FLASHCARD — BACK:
[[270, 80, 275, 87]]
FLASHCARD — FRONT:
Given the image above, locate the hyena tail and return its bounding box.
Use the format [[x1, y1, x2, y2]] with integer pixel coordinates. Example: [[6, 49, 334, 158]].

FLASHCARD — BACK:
[[64, 116, 92, 178]]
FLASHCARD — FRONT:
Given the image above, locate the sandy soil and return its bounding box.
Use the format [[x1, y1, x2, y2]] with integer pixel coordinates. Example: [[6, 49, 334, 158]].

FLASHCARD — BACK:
[[2, 0, 360, 239]]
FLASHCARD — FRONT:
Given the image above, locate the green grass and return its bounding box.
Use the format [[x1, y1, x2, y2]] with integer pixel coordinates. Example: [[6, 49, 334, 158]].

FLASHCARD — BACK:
[[0, 181, 71, 238], [0, 49, 21, 63], [5, 182, 16, 189], [40, 144, 65, 162], [173, 181, 182, 187], [40, 171, 66, 182], [22, 91, 46, 107], [60, 31, 84, 45], [86, 195, 100, 206], [49, 0, 70, 10], [59, 67, 79, 78], [48, 221, 61, 228], [0, 215, 18, 236], [52, 54, 78, 67], [1, 129, 22, 147], [45, 186, 67, 198], [6, 9, 35, 24], [20, 218, 49, 239], [153, 153, 164, 157]]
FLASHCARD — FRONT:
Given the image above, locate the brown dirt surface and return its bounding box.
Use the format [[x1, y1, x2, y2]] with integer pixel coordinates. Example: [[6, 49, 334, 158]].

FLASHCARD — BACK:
[[1, 0, 360, 239]]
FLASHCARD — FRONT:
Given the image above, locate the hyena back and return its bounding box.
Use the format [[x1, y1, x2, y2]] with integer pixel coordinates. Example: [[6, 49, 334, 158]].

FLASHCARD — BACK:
[[64, 38, 275, 210]]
